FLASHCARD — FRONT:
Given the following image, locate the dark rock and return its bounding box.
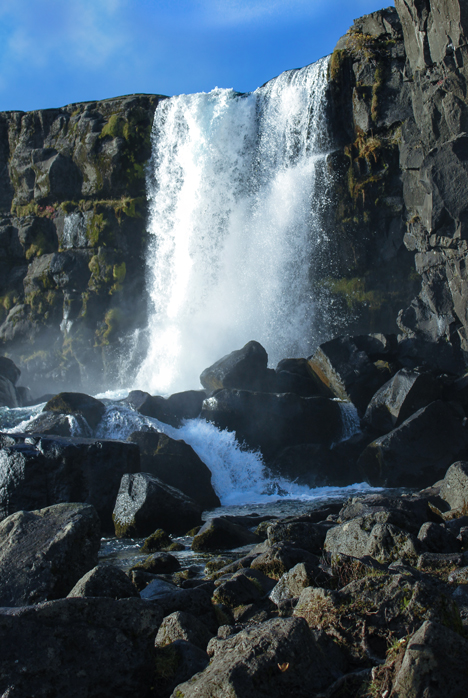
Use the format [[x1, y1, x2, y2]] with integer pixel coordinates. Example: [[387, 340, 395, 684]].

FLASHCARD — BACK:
[[140, 528, 172, 553], [0, 356, 20, 385], [43, 391, 106, 429], [140, 582, 216, 629], [358, 401, 468, 488], [307, 336, 394, 415], [201, 389, 343, 459], [113, 472, 203, 537], [212, 572, 266, 608], [390, 621, 468, 697], [124, 390, 179, 427], [200, 340, 269, 392], [176, 617, 339, 698], [0, 433, 140, 532], [266, 520, 332, 555], [269, 562, 329, 605], [363, 368, 441, 434], [192, 516, 261, 552], [154, 640, 209, 698], [0, 597, 163, 697], [128, 430, 220, 509], [131, 552, 181, 574], [165, 389, 207, 420], [338, 493, 445, 533], [155, 611, 214, 651], [67, 564, 139, 599], [0, 503, 100, 607], [24, 410, 92, 436], [416, 551, 467, 571], [0, 375, 19, 408], [417, 521, 461, 553]]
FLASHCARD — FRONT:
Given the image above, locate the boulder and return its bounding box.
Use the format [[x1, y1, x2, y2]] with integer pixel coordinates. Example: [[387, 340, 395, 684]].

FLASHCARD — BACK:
[[269, 562, 328, 605], [200, 340, 269, 392], [212, 571, 267, 609], [155, 611, 214, 651], [191, 516, 261, 552], [307, 336, 394, 415], [266, 520, 332, 555], [154, 640, 209, 698], [324, 512, 421, 564], [358, 401, 468, 488], [201, 389, 343, 459], [0, 375, 18, 408], [391, 621, 468, 698], [43, 392, 106, 430], [165, 389, 207, 420], [439, 461, 468, 511], [0, 597, 163, 697], [294, 573, 461, 663], [250, 542, 321, 580], [128, 431, 220, 509], [140, 528, 172, 553], [338, 493, 445, 533], [131, 552, 181, 574], [363, 368, 441, 434], [0, 356, 21, 385], [417, 521, 461, 553], [0, 433, 140, 533], [175, 617, 339, 698], [67, 564, 139, 599], [0, 503, 100, 607], [24, 410, 92, 437], [113, 472, 203, 537], [124, 390, 180, 427]]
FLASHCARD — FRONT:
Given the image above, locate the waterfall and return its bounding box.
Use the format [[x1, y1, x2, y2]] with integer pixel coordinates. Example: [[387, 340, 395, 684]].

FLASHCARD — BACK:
[[136, 57, 332, 395]]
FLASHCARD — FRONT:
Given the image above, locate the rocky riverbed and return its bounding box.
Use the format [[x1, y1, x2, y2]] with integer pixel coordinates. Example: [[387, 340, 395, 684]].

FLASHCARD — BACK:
[[1, 329, 468, 696]]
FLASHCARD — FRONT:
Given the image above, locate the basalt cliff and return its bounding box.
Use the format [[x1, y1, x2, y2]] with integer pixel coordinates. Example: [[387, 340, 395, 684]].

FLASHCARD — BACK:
[[1, 0, 468, 397]]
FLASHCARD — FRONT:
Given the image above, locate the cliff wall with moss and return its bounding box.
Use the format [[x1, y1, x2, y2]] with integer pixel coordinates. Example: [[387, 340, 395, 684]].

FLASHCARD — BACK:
[[0, 94, 164, 395]]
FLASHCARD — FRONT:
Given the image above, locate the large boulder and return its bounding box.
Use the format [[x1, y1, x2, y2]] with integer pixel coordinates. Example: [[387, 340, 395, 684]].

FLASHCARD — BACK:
[[43, 392, 106, 430], [67, 564, 139, 599], [155, 611, 214, 651], [358, 401, 468, 488], [0, 503, 100, 607], [390, 620, 468, 698], [113, 472, 203, 537], [200, 340, 269, 392], [307, 336, 394, 415], [201, 389, 343, 459], [191, 516, 261, 552], [363, 368, 441, 434], [0, 597, 163, 697], [127, 431, 220, 509], [174, 617, 339, 698], [439, 461, 468, 511], [0, 433, 140, 532]]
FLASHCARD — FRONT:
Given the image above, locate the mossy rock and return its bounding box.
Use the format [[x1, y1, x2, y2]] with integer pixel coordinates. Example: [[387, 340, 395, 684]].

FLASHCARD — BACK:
[[140, 529, 172, 554], [43, 391, 106, 429]]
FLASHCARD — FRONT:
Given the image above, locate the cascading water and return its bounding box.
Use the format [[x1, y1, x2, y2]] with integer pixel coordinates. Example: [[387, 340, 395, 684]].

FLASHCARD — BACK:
[[136, 57, 332, 395]]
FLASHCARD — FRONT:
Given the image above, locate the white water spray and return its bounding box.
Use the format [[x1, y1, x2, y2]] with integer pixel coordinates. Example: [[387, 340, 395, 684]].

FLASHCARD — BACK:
[[136, 57, 331, 395]]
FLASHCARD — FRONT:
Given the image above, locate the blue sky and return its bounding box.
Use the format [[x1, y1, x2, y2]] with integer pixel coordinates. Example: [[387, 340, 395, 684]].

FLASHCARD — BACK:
[[0, 0, 394, 112]]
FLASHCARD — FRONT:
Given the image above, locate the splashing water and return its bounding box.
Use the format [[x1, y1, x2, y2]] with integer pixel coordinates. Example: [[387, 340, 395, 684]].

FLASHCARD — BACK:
[[135, 57, 332, 395]]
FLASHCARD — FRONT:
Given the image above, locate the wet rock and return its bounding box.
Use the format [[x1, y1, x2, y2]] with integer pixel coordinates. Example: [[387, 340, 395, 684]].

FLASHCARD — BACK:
[[43, 391, 106, 429], [391, 621, 468, 698], [0, 502, 100, 607], [191, 516, 261, 552], [201, 389, 343, 459], [358, 401, 468, 488], [154, 640, 209, 698], [140, 528, 172, 553], [131, 552, 181, 574], [113, 472, 203, 537], [0, 356, 21, 385], [363, 368, 441, 434], [0, 375, 19, 408], [176, 617, 339, 698], [128, 430, 220, 509], [439, 461, 468, 511], [155, 610, 214, 651], [0, 597, 163, 697], [165, 389, 207, 420], [200, 340, 269, 392], [67, 564, 139, 599], [307, 335, 394, 415], [24, 410, 92, 436], [0, 433, 140, 532]]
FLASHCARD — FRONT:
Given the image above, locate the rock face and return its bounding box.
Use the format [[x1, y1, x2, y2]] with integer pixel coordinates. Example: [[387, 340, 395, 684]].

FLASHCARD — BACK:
[[393, 0, 468, 368], [0, 94, 165, 396], [0, 503, 100, 606]]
